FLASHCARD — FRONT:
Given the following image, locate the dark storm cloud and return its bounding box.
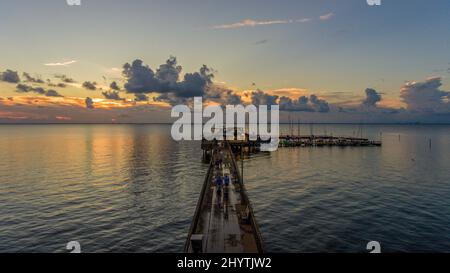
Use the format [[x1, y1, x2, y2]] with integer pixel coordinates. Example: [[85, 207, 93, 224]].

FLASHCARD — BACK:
[[400, 77, 450, 113], [362, 88, 382, 107], [110, 81, 120, 91], [102, 90, 124, 101], [82, 81, 97, 90], [85, 97, 94, 109], [23, 72, 45, 84], [0, 69, 20, 83], [123, 57, 214, 102]]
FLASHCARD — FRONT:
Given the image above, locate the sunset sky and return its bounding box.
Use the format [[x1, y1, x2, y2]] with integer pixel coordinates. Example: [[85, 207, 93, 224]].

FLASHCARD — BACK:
[[1, 0, 450, 123]]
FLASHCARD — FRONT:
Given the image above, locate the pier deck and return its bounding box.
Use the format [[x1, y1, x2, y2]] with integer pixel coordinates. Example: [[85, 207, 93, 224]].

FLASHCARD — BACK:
[[185, 141, 264, 253]]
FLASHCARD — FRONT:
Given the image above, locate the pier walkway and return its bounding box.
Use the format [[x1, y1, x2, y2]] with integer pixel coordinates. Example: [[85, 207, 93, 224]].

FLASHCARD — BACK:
[[184, 141, 264, 253]]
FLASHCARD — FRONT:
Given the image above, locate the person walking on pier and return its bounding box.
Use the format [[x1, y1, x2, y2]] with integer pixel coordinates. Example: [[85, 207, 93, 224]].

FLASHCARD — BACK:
[[215, 175, 223, 208], [224, 174, 230, 187], [215, 175, 223, 194]]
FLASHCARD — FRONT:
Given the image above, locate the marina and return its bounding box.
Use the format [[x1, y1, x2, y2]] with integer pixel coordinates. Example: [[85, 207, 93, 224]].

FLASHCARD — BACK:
[[278, 135, 382, 147], [201, 133, 382, 161]]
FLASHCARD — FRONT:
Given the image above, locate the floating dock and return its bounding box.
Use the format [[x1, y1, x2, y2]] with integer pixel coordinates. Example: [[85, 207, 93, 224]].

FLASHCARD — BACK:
[[184, 141, 264, 253]]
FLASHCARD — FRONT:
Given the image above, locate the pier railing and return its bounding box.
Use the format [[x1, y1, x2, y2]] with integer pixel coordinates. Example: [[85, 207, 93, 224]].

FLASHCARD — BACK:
[[183, 149, 215, 253], [225, 141, 265, 253]]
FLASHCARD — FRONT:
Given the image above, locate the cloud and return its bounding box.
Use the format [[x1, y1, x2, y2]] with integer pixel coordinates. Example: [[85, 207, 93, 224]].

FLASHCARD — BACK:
[[400, 77, 450, 113], [319, 12, 334, 21], [16, 84, 46, 95], [251, 89, 279, 106], [134, 93, 149, 102], [110, 81, 120, 91], [297, 18, 312, 23], [47, 81, 67, 88], [23, 72, 44, 84], [85, 97, 94, 109], [1, 69, 21, 83], [222, 90, 242, 105], [210, 17, 311, 30], [0, 96, 173, 123], [45, 90, 63, 97], [55, 74, 76, 83], [44, 60, 77, 67], [279, 94, 330, 112], [102, 90, 124, 101], [254, 39, 269, 45], [204, 86, 243, 105], [16, 84, 63, 97], [211, 19, 290, 29], [362, 88, 382, 107], [82, 81, 97, 90], [279, 96, 313, 112], [310, 95, 330, 112], [122, 60, 162, 93], [123, 57, 214, 104]]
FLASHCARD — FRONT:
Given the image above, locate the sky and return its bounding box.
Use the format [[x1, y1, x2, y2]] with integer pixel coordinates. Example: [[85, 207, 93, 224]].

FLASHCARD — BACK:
[[1, 0, 450, 123]]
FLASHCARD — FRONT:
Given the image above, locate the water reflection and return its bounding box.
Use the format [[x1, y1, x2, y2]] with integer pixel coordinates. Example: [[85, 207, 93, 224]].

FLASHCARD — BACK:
[[0, 124, 449, 252]]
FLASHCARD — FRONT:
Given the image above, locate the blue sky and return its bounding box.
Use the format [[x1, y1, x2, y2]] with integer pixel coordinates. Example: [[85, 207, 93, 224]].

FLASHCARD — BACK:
[[1, 0, 450, 123]]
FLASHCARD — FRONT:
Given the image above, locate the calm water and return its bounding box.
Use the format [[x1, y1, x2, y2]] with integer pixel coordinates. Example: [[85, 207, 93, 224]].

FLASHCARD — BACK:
[[1, 124, 450, 253]]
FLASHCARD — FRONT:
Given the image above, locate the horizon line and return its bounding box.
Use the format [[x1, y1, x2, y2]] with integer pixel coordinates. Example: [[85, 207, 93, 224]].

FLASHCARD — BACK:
[[1, 122, 450, 126]]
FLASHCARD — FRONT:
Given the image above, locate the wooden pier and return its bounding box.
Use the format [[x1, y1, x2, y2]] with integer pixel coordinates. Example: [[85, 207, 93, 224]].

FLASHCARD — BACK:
[[187, 132, 381, 253], [184, 141, 264, 253]]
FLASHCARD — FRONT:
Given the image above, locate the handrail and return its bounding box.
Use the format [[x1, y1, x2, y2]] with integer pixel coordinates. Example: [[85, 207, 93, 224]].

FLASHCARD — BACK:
[[183, 150, 215, 252], [225, 141, 265, 253]]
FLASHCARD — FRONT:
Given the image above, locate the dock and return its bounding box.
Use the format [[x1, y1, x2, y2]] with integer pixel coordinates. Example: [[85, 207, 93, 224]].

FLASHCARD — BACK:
[[187, 132, 381, 253], [201, 134, 381, 160], [278, 135, 382, 147], [184, 141, 264, 253]]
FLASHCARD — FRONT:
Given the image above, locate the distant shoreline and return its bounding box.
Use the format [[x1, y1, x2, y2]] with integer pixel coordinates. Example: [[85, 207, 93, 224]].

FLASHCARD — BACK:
[[1, 123, 450, 126]]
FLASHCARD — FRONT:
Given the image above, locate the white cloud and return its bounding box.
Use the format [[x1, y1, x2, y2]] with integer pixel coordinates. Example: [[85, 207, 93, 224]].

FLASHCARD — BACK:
[[319, 12, 334, 21], [44, 60, 77, 67], [210, 18, 310, 29], [296, 18, 311, 23], [400, 77, 450, 113]]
